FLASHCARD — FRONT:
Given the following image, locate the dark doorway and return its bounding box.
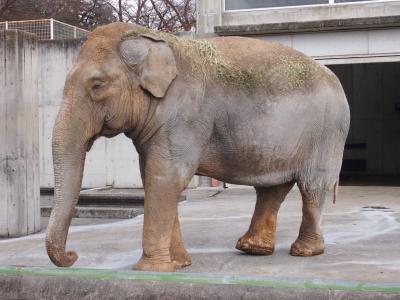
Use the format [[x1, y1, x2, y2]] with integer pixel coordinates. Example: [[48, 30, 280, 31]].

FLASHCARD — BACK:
[[329, 62, 400, 186]]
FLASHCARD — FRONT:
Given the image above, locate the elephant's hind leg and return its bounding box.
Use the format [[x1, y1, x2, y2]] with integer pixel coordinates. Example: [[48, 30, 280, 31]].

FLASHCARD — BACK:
[[170, 213, 192, 268], [290, 182, 328, 257], [236, 182, 294, 255]]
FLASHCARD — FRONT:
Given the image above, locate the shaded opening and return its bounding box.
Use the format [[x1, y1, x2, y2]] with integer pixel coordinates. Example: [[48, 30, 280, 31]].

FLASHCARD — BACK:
[[329, 62, 400, 186]]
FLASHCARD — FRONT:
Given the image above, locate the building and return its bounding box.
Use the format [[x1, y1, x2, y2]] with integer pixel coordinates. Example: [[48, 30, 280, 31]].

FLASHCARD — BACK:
[[198, 0, 400, 183]]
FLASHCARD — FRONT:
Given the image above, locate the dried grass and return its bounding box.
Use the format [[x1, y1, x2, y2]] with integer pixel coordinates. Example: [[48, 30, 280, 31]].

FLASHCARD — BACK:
[[123, 26, 321, 93], [123, 27, 265, 89]]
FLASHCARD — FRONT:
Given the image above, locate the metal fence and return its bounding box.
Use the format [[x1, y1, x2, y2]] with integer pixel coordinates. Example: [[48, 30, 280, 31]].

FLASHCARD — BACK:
[[0, 19, 89, 40]]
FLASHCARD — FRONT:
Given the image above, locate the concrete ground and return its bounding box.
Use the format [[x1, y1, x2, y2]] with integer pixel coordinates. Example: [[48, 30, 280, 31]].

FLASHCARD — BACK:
[[0, 185, 399, 284]]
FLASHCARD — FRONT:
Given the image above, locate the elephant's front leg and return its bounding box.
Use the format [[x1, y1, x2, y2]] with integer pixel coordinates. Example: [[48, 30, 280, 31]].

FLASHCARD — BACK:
[[133, 181, 181, 272], [133, 153, 196, 272]]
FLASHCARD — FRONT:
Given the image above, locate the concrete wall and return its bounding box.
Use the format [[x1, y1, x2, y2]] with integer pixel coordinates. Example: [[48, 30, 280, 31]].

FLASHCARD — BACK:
[[257, 28, 400, 65], [38, 40, 143, 189], [0, 30, 40, 237], [197, 0, 400, 34], [330, 62, 400, 176]]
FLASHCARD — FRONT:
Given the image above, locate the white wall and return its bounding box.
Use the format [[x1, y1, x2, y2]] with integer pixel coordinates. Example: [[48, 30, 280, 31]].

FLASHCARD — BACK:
[[38, 40, 143, 189], [258, 28, 400, 65]]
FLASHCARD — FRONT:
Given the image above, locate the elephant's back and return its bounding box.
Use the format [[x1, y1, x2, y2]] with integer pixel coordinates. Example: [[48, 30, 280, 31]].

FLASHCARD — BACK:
[[211, 36, 310, 67], [209, 36, 338, 97]]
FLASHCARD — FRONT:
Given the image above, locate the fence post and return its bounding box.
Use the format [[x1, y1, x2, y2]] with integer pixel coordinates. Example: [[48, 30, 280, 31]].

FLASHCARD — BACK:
[[50, 18, 54, 39], [0, 30, 40, 237], [5, 21, 8, 30]]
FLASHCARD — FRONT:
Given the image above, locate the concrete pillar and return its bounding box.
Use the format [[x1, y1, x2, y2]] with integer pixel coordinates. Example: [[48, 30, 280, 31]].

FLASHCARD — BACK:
[[0, 30, 40, 237], [196, 0, 223, 35]]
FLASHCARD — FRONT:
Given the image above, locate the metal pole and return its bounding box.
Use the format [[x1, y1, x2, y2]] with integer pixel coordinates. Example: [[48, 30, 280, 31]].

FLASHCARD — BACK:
[[74, 27, 76, 38], [50, 18, 54, 40], [5, 21, 8, 30]]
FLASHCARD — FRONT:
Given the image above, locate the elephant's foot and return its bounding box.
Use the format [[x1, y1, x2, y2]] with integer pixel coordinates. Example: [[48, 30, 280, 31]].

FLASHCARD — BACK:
[[171, 247, 192, 269], [132, 256, 175, 272], [290, 236, 325, 257], [236, 233, 274, 255]]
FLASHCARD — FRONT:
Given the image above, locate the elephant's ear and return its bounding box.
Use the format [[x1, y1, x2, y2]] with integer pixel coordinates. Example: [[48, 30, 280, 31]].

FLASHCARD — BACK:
[[120, 35, 178, 98]]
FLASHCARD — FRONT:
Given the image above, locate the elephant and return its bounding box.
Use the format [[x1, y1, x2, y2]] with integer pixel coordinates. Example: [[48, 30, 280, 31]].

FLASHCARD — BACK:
[[45, 22, 350, 272]]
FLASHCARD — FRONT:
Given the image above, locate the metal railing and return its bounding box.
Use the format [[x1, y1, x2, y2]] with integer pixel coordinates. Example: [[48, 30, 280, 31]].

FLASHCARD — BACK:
[[0, 19, 89, 40]]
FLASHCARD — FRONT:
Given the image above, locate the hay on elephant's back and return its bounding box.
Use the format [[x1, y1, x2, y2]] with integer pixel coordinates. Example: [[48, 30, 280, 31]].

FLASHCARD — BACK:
[[123, 27, 264, 89], [123, 26, 321, 92]]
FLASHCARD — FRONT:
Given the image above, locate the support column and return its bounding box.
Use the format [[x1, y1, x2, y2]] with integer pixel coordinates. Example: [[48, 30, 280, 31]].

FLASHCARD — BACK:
[[196, 0, 223, 35], [0, 30, 40, 237]]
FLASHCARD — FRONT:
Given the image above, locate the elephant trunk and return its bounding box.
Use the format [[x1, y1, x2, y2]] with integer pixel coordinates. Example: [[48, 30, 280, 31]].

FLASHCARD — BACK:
[[45, 106, 91, 267]]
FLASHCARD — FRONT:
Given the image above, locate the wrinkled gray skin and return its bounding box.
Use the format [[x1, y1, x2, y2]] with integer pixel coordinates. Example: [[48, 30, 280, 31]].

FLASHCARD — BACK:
[[46, 22, 350, 272]]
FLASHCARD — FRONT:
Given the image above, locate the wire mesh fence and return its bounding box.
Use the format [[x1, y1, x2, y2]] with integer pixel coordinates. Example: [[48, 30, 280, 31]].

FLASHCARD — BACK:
[[0, 19, 89, 40]]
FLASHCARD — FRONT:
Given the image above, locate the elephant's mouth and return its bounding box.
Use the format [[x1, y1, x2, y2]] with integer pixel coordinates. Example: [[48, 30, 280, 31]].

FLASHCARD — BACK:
[[86, 124, 124, 152], [101, 123, 122, 138]]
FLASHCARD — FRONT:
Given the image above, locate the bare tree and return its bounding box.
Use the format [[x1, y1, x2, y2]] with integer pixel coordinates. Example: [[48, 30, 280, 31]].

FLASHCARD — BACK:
[[117, 0, 123, 21], [79, 0, 117, 29], [116, 0, 195, 32], [1, 0, 196, 32], [0, 0, 17, 19], [163, 0, 195, 31]]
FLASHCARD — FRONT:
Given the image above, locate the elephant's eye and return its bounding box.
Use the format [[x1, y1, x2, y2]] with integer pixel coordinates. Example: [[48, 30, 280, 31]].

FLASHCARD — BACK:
[[89, 79, 107, 102], [91, 81, 105, 91]]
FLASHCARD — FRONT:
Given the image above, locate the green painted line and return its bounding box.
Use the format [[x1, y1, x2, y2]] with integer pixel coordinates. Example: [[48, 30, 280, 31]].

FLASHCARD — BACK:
[[0, 266, 399, 293]]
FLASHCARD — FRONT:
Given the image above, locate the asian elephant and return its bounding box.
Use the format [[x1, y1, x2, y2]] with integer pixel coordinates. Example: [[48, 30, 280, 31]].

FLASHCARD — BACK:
[[46, 22, 350, 272]]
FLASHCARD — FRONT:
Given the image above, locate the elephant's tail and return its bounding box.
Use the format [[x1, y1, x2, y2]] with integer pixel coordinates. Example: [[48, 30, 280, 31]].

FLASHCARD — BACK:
[[333, 180, 339, 204]]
